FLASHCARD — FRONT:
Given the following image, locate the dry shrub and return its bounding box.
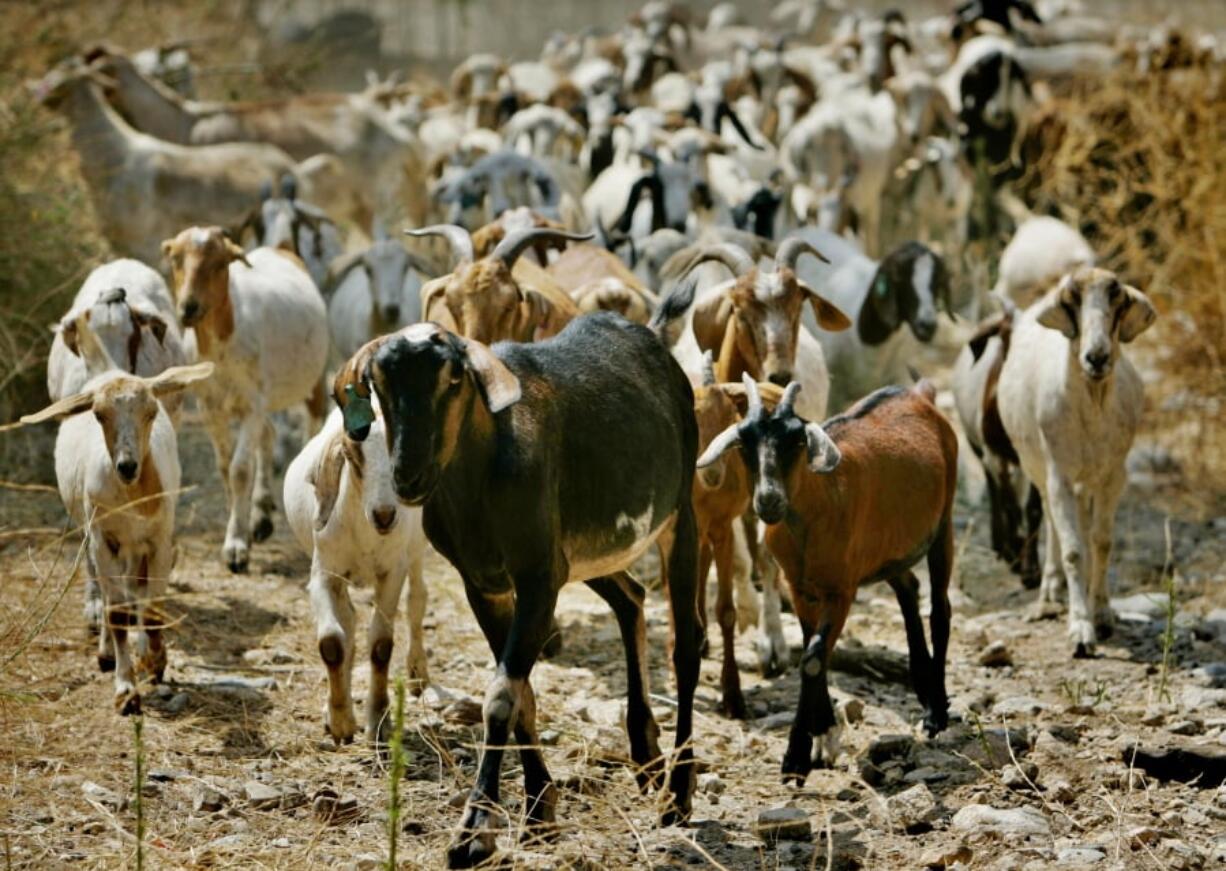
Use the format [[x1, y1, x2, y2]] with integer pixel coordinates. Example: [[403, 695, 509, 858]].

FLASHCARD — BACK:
[[1019, 67, 1226, 495]]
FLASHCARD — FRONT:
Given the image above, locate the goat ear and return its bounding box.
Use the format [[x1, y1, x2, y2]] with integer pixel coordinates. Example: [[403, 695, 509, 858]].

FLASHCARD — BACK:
[[1034, 276, 1079, 339], [310, 434, 347, 532], [519, 289, 553, 341], [20, 390, 96, 425], [419, 278, 452, 325], [464, 338, 521, 413], [804, 422, 841, 473], [1118, 285, 1156, 343], [224, 238, 252, 268], [799, 280, 851, 331], [696, 422, 740, 469], [146, 362, 215, 398], [333, 335, 390, 439], [722, 381, 786, 417], [60, 317, 81, 357]]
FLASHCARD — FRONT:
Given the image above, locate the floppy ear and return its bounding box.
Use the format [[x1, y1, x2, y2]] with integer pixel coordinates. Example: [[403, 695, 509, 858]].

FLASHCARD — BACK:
[[20, 390, 96, 425], [419, 278, 450, 325], [800, 280, 851, 331], [696, 422, 740, 469], [60, 316, 82, 357], [161, 239, 176, 264], [146, 362, 215, 398], [224, 238, 252, 268], [519, 289, 554, 341], [1118, 285, 1156, 343], [967, 313, 1007, 361], [464, 338, 521, 413], [133, 310, 168, 345], [1034, 275, 1079, 339], [864, 270, 901, 334], [804, 422, 841, 473], [309, 433, 347, 532]]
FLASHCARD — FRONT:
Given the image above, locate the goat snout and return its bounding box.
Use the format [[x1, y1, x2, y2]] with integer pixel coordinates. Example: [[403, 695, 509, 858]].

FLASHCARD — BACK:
[[394, 468, 437, 506], [755, 488, 787, 525], [1082, 347, 1111, 379], [767, 370, 793, 388], [180, 299, 202, 325], [382, 304, 400, 323], [912, 318, 937, 342], [116, 458, 139, 483], [370, 506, 398, 534]]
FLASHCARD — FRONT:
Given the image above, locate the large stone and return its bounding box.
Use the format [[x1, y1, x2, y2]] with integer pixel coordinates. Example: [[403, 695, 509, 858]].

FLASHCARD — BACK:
[[1002, 761, 1040, 791], [993, 696, 1047, 716], [887, 783, 939, 833], [867, 733, 914, 764], [755, 807, 812, 844], [951, 804, 1051, 838], [244, 780, 283, 810]]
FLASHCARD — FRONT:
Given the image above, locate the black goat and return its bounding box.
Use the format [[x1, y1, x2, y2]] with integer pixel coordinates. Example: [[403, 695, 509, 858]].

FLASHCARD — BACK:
[[334, 313, 702, 869]]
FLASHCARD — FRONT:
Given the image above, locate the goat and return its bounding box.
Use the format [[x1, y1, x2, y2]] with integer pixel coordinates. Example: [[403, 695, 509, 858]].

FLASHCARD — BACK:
[[333, 314, 702, 867], [326, 227, 433, 358], [794, 228, 954, 412], [545, 241, 659, 324], [997, 267, 1157, 656], [48, 260, 187, 408], [995, 215, 1095, 306], [408, 225, 590, 345], [952, 308, 1041, 585], [163, 226, 329, 573], [697, 375, 957, 781], [21, 363, 215, 714], [284, 404, 429, 744], [231, 175, 345, 293], [30, 58, 350, 264]]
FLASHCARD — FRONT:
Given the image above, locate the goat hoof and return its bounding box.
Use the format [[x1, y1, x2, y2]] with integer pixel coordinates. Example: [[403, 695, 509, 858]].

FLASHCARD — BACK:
[[523, 782, 558, 834], [721, 692, 748, 721], [226, 554, 249, 574], [660, 800, 692, 828], [116, 691, 142, 716], [923, 708, 949, 737], [251, 515, 274, 543], [781, 748, 812, 785], [446, 831, 498, 869], [1073, 641, 1096, 659], [98, 653, 115, 673], [633, 755, 665, 793]]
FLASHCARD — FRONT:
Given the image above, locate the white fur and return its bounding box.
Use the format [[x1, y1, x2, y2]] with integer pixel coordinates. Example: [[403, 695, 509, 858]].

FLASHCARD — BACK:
[[996, 217, 1096, 304]]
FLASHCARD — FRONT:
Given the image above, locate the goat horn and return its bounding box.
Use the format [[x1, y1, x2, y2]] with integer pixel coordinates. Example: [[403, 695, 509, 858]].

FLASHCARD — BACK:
[[701, 350, 716, 386], [777, 381, 802, 417], [491, 228, 594, 270], [741, 372, 762, 419], [405, 224, 475, 268], [686, 243, 755, 279], [776, 237, 829, 272]]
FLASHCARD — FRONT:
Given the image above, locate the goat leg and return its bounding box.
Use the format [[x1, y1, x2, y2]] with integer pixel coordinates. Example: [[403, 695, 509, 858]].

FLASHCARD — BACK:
[[925, 520, 954, 736], [661, 503, 700, 827], [888, 571, 934, 716], [711, 526, 747, 719]]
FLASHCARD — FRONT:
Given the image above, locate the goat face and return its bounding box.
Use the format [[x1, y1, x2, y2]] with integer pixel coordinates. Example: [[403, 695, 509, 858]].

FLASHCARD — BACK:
[[864, 243, 950, 343], [163, 227, 248, 328], [92, 379, 160, 484], [729, 272, 807, 387], [351, 323, 520, 506], [693, 384, 740, 491], [439, 260, 535, 345], [367, 241, 412, 329], [317, 413, 403, 535], [61, 288, 168, 377], [1035, 267, 1156, 381]]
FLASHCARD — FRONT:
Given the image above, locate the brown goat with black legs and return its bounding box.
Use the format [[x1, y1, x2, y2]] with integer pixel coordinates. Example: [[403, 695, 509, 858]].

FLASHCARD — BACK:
[[698, 375, 957, 783], [334, 313, 701, 868]]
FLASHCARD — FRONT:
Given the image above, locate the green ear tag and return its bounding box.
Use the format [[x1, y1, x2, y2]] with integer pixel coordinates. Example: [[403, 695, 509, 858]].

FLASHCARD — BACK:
[[342, 384, 375, 436], [874, 276, 889, 298]]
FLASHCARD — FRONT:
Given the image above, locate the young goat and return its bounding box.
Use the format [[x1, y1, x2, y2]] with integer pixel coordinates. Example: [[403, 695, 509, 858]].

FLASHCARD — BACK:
[[22, 363, 214, 715], [997, 267, 1157, 656], [334, 314, 701, 868], [698, 375, 957, 782], [163, 226, 329, 572], [284, 403, 429, 745]]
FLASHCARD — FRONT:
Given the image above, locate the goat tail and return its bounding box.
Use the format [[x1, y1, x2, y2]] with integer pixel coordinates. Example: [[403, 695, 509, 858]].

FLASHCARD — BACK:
[[906, 365, 938, 404], [648, 273, 698, 349]]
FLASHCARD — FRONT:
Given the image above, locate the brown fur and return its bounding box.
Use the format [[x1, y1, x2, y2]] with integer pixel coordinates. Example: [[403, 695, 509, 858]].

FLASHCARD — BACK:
[[162, 227, 241, 356]]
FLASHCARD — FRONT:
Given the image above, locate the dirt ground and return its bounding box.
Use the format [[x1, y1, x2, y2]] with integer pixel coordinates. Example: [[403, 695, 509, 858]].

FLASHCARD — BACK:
[[1, 398, 1225, 871]]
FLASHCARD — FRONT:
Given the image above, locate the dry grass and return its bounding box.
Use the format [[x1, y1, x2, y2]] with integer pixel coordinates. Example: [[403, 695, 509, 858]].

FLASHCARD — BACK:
[[1019, 66, 1226, 496]]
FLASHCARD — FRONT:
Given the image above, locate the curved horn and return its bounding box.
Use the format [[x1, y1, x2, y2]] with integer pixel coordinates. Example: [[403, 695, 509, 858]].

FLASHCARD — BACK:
[[405, 224, 475, 268], [491, 228, 594, 269], [741, 372, 762, 419], [700, 349, 716, 386], [324, 250, 367, 294], [776, 236, 829, 273], [685, 242, 756, 279], [777, 381, 802, 417]]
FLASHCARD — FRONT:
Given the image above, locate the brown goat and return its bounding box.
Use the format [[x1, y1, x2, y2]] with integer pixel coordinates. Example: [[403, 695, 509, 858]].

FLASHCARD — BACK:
[[699, 376, 957, 783], [408, 224, 588, 345]]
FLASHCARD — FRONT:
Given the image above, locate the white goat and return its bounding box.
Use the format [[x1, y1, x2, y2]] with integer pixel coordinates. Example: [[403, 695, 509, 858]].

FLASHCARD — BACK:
[[47, 259, 187, 404], [997, 267, 1157, 656], [995, 216, 1095, 305], [22, 363, 214, 714], [285, 405, 429, 744], [163, 227, 329, 574], [327, 229, 430, 359]]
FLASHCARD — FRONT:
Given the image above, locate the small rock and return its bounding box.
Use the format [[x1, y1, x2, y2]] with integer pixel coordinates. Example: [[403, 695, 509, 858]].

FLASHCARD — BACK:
[[842, 698, 865, 724], [978, 641, 1013, 668], [147, 768, 185, 783], [1160, 839, 1205, 871], [271, 837, 292, 849], [859, 760, 885, 786], [903, 766, 949, 784], [887, 783, 938, 833], [698, 772, 725, 796], [1141, 707, 1170, 726], [539, 729, 560, 746], [755, 807, 812, 844], [951, 804, 1051, 838], [242, 647, 297, 665], [442, 697, 484, 726], [920, 843, 973, 869], [447, 790, 469, 808], [81, 781, 125, 812], [202, 675, 277, 693], [193, 785, 227, 814], [164, 692, 189, 714], [421, 685, 457, 709], [1166, 720, 1201, 736], [867, 733, 914, 764], [755, 710, 793, 730], [993, 696, 1046, 716], [312, 789, 360, 824], [1002, 761, 1040, 791], [1127, 827, 1161, 848], [1192, 663, 1226, 688], [244, 780, 283, 810], [1048, 780, 1075, 804], [204, 834, 246, 851], [1056, 846, 1105, 865], [1110, 592, 1169, 620]]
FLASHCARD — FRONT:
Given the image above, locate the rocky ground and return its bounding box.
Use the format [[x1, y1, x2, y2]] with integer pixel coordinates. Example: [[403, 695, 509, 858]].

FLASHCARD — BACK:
[[1, 416, 1225, 871]]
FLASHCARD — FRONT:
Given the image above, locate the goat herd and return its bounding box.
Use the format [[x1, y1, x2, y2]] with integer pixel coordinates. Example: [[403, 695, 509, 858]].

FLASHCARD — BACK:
[[15, 0, 1210, 865]]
